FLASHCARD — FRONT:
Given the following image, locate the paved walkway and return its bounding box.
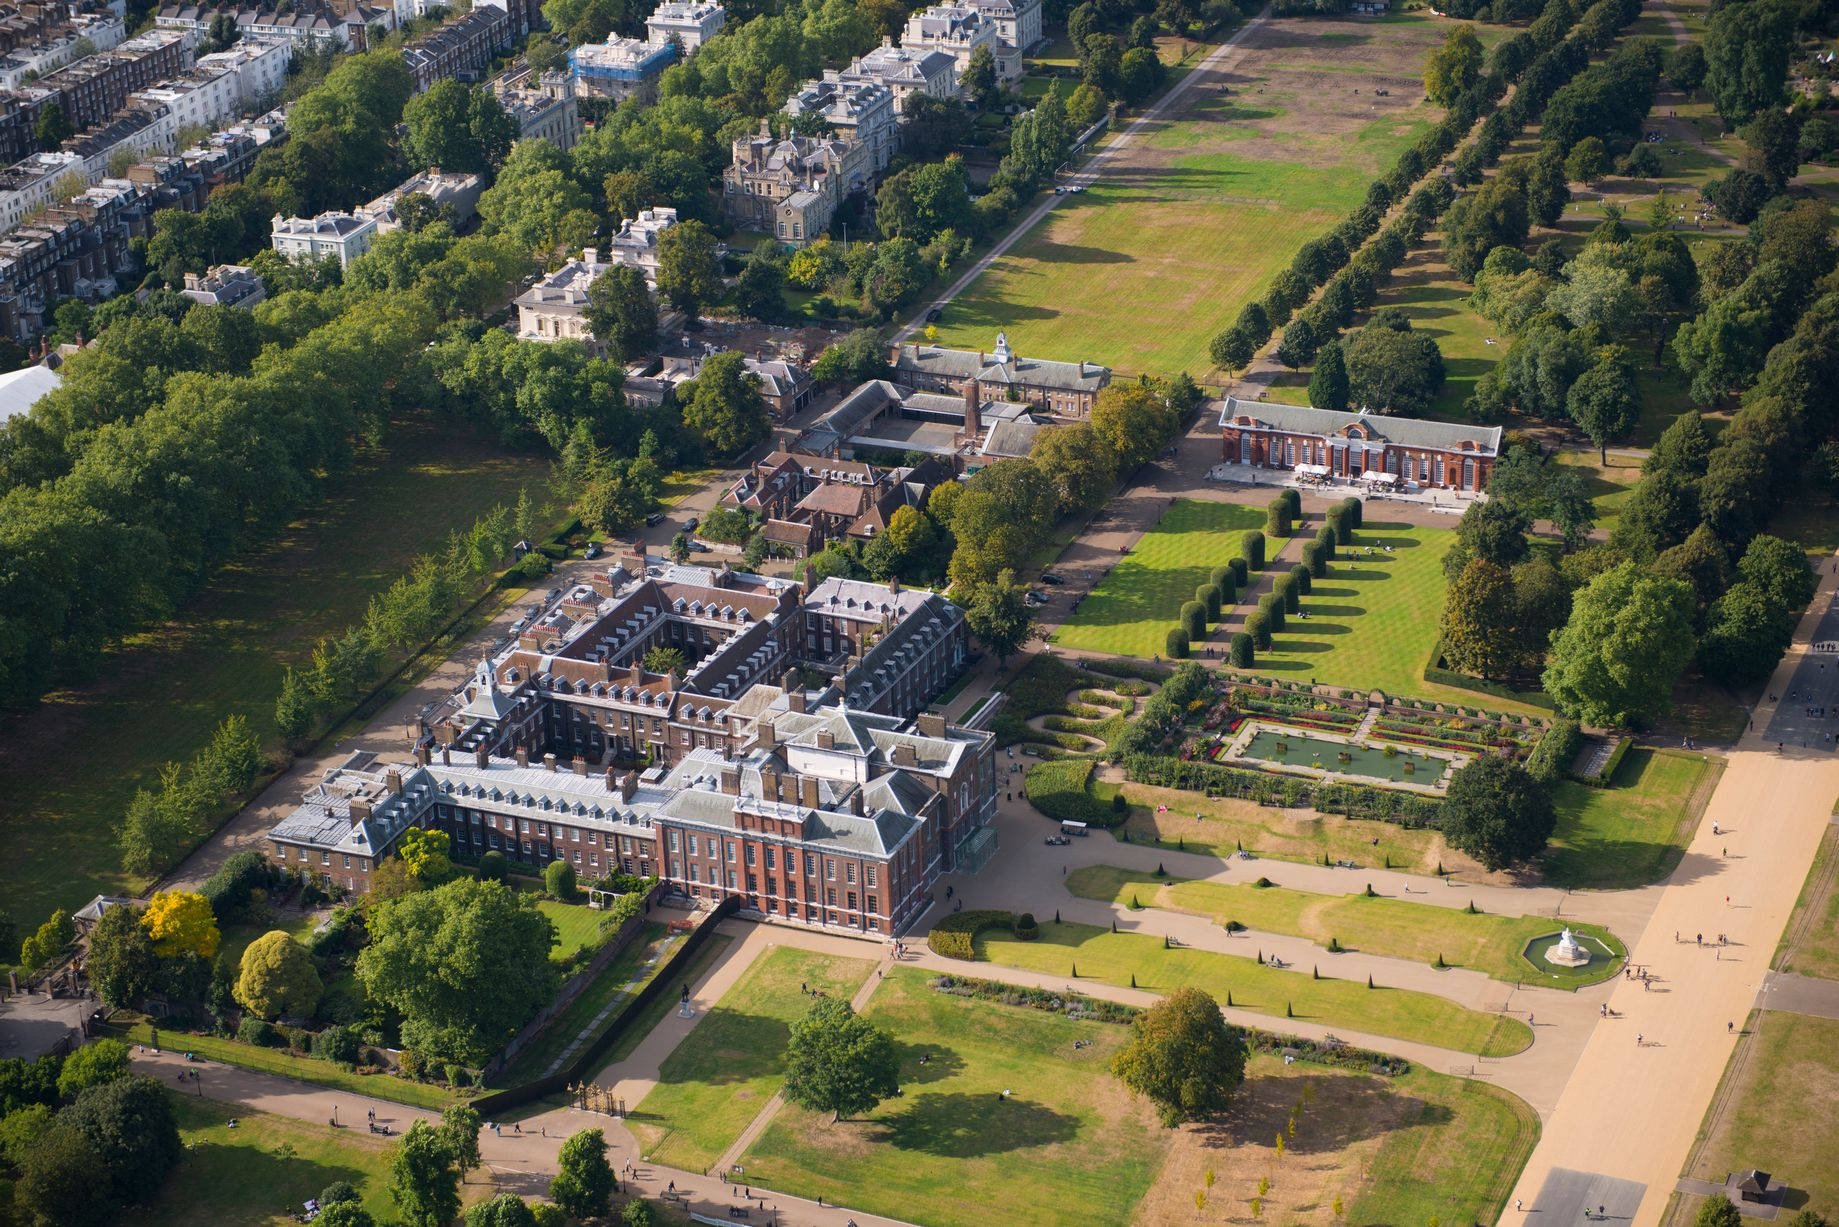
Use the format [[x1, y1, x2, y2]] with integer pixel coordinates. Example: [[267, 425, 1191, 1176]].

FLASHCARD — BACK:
[[1755, 970, 1839, 1020], [1504, 559, 1839, 1227]]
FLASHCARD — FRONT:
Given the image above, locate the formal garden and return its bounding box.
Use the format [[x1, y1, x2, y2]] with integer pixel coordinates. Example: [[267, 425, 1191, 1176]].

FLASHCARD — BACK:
[[1065, 865, 1626, 988]]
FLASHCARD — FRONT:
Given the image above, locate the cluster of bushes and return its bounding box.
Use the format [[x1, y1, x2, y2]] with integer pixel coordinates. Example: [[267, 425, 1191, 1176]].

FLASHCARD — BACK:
[[1243, 1029, 1412, 1077], [1124, 754, 1443, 827], [1169, 527, 1268, 661], [1113, 662, 1211, 757], [930, 973, 1142, 1024], [1024, 757, 1125, 828], [927, 910, 1019, 960], [117, 715, 265, 879], [275, 504, 522, 747]]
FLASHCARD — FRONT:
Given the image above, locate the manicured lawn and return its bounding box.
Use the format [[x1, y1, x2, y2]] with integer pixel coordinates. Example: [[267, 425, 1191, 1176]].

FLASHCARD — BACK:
[[1053, 499, 1266, 658], [1107, 775, 1457, 873], [1067, 865, 1626, 987], [970, 920, 1532, 1056], [537, 899, 611, 960], [594, 932, 735, 1071], [0, 420, 552, 933], [1557, 450, 1644, 542], [499, 922, 678, 1085], [140, 1095, 447, 1227], [1544, 748, 1720, 890], [629, 945, 875, 1171], [117, 1022, 461, 1112], [738, 970, 1165, 1227], [1678, 1010, 1839, 1221], [1244, 521, 1543, 712], [933, 13, 1451, 377], [1776, 825, 1839, 981], [1344, 1067, 1540, 1226]]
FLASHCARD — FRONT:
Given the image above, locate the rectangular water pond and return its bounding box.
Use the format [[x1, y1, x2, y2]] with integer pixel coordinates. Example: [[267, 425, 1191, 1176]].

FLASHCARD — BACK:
[[1235, 729, 1437, 784]]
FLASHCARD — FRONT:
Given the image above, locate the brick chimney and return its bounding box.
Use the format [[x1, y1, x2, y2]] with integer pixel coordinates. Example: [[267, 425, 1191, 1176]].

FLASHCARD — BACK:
[[848, 789, 863, 816], [475, 747, 490, 769], [515, 745, 529, 768], [892, 743, 917, 767], [605, 766, 619, 792], [385, 769, 403, 794], [620, 771, 639, 803], [414, 744, 432, 767], [962, 378, 980, 440], [916, 712, 946, 738], [720, 765, 741, 795], [572, 755, 588, 776], [350, 797, 372, 822], [788, 688, 806, 714], [543, 752, 557, 772], [758, 720, 777, 750], [817, 730, 834, 750], [441, 746, 451, 766], [801, 776, 819, 808]]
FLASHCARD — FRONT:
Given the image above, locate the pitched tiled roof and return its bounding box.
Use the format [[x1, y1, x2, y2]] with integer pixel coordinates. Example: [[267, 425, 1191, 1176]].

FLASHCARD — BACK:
[[1218, 396, 1502, 455]]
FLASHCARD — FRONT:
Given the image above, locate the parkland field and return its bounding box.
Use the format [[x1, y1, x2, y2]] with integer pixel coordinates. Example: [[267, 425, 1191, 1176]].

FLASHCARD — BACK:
[[933, 13, 1465, 378]]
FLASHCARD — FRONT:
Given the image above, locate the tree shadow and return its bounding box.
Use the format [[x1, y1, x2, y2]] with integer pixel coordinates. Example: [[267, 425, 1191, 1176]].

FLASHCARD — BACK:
[[1269, 637, 1340, 654], [893, 1039, 967, 1086], [653, 1011, 791, 1086], [1187, 1072, 1450, 1157], [1299, 604, 1365, 619], [870, 1091, 1081, 1157], [155, 1140, 374, 1222]]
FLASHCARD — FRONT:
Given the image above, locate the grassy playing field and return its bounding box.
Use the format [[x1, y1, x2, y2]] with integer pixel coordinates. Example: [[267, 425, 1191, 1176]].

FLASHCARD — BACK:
[[972, 919, 1531, 1056], [0, 420, 553, 934], [933, 13, 1453, 378], [1067, 865, 1626, 987], [1544, 748, 1721, 890], [1053, 499, 1266, 657], [140, 1095, 454, 1227], [117, 1021, 461, 1111], [629, 945, 876, 1171], [1777, 826, 1839, 981], [1675, 1010, 1839, 1223], [739, 969, 1165, 1227]]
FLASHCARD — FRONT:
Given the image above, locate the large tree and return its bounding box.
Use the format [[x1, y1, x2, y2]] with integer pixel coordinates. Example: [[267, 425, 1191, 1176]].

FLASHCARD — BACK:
[[402, 80, 517, 175], [1343, 320, 1445, 414], [1566, 349, 1641, 463], [583, 264, 658, 362], [12, 1123, 112, 1227], [679, 351, 770, 459], [1309, 339, 1349, 411], [1440, 558, 1523, 680], [141, 890, 219, 961], [782, 998, 900, 1122], [234, 930, 324, 1020], [1703, 0, 1793, 126], [1030, 422, 1117, 514], [1110, 987, 1245, 1125], [1090, 383, 1177, 470], [84, 904, 158, 1010], [62, 1075, 183, 1207], [389, 1120, 461, 1227], [1543, 561, 1696, 727], [550, 1128, 616, 1218], [1439, 757, 1556, 871], [656, 219, 722, 319], [357, 878, 559, 1066], [1424, 23, 1484, 106]]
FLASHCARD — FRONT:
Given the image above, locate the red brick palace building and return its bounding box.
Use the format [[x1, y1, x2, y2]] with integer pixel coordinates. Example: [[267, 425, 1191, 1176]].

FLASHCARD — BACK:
[[1218, 396, 1502, 493]]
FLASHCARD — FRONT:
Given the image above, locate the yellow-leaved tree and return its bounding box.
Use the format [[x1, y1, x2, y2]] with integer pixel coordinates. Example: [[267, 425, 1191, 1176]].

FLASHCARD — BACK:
[[141, 890, 219, 960]]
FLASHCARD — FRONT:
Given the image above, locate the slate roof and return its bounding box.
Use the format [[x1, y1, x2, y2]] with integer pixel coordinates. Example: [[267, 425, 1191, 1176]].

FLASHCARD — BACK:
[[892, 339, 1107, 393], [1219, 396, 1502, 456]]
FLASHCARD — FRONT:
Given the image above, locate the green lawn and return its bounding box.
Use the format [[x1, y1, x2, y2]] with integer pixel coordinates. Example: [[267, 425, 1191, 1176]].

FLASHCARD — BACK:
[[137, 1095, 446, 1227], [970, 920, 1532, 1056], [1108, 775, 1455, 874], [738, 970, 1165, 1227], [499, 922, 678, 1086], [933, 13, 1451, 378], [117, 1022, 461, 1112], [1678, 1010, 1839, 1222], [1053, 499, 1266, 658], [629, 945, 875, 1171], [1776, 825, 1839, 981], [1067, 865, 1626, 987], [1544, 748, 1720, 890], [593, 932, 735, 1071], [1243, 521, 1543, 712], [537, 899, 612, 961], [0, 420, 552, 933]]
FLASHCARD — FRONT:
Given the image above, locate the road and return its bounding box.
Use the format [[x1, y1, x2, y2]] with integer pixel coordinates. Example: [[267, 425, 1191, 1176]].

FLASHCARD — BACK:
[[891, 8, 1275, 345]]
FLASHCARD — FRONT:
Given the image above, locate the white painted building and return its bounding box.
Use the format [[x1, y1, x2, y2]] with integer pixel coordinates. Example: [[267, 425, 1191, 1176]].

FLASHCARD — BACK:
[[180, 263, 265, 307], [271, 210, 377, 266], [193, 40, 290, 107], [360, 168, 484, 233], [609, 205, 676, 289], [0, 14, 129, 91], [901, 4, 1016, 82], [490, 67, 580, 149], [128, 65, 239, 132], [645, 0, 724, 49], [844, 40, 959, 105]]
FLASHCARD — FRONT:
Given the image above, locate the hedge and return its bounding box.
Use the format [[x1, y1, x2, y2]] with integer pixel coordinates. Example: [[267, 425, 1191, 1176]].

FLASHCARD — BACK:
[[1111, 661, 1209, 758], [1167, 626, 1190, 658], [1210, 566, 1235, 592], [1316, 523, 1337, 557], [1198, 583, 1222, 621], [1230, 632, 1254, 668], [1123, 754, 1443, 827], [1524, 717, 1581, 784], [928, 910, 1018, 960], [1281, 488, 1301, 517], [1341, 496, 1363, 529], [1303, 541, 1328, 577], [1259, 592, 1285, 631], [1084, 657, 1174, 683], [1266, 500, 1291, 537], [1574, 735, 1633, 787], [1276, 572, 1300, 613], [1228, 558, 1249, 587], [1243, 531, 1265, 570], [1246, 610, 1272, 650], [1289, 563, 1312, 596], [1181, 600, 1207, 640], [1025, 758, 1120, 829]]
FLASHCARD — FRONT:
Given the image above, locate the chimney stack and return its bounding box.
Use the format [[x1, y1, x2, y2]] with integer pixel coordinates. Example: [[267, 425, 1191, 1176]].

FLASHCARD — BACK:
[[515, 746, 529, 768], [442, 746, 451, 766], [572, 755, 588, 776], [350, 797, 372, 822], [414, 744, 432, 767], [620, 771, 639, 803], [789, 688, 806, 714], [386, 769, 404, 794], [720, 765, 741, 795], [476, 747, 490, 769], [605, 766, 619, 792], [801, 776, 819, 808], [848, 789, 863, 816], [543, 752, 557, 772], [759, 720, 777, 750]]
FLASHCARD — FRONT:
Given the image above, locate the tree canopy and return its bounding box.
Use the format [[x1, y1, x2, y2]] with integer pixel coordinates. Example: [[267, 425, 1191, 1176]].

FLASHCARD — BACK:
[[1543, 561, 1696, 727], [782, 997, 901, 1122], [1439, 757, 1556, 870], [1110, 987, 1245, 1125]]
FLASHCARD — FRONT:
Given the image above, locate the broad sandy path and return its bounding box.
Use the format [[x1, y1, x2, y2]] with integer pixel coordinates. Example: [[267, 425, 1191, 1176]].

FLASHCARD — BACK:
[[1504, 562, 1839, 1226]]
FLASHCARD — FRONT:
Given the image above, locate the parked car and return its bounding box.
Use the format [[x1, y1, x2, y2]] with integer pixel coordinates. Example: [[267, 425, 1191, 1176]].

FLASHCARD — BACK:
[[683, 516, 700, 533], [925, 307, 943, 322], [1040, 572, 1065, 585], [645, 511, 664, 526], [584, 541, 601, 559]]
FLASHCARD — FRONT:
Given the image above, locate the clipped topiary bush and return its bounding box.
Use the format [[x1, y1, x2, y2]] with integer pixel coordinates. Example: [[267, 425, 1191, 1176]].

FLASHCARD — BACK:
[[928, 910, 1018, 960], [1281, 488, 1301, 517], [1198, 583, 1223, 621], [1166, 626, 1190, 658], [1013, 912, 1040, 941], [1181, 600, 1207, 640], [1228, 557, 1249, 587], [1289, 562, 1311, 595], [1242, 531, 1265, 571], [1276, 572, 1300, 613], [1230, 632, 1254, 668], [1341, 495, 1362, 529], [1246, 611, 1272, 650], [1266, 499, 1290, 537], [1259, 592, 1285, 631], [1210, 566, 1234, 592]]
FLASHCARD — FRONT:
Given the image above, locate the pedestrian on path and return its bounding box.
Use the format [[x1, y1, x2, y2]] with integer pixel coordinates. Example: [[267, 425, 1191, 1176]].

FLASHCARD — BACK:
[[1637, 1033, 1643, 1046]]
